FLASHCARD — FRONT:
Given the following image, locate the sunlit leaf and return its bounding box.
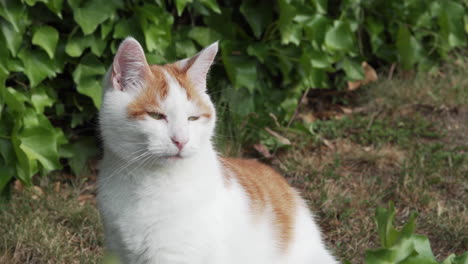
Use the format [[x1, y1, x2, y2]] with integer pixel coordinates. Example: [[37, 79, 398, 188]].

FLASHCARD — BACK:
[[19, 124, 62, 172], [32, 26, 59, 58], [68, 0, 122, 35], [325, 21, 355, 51], [18, 49, 58, 87], [30, 85, 54, 113]]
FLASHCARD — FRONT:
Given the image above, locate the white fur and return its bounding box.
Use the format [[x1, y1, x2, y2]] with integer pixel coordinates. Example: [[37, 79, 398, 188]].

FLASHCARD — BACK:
[[98, 38, 338, 264]]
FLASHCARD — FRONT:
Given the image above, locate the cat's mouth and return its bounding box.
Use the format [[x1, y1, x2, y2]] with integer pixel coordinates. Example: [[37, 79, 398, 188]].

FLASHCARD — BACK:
[[166, 153, 183, 160]]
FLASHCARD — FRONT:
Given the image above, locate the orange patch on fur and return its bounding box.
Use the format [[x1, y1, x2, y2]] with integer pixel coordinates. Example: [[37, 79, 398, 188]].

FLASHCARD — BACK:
[[221, 158, 296, 251], [127, 63, 212, 119], [127, 66, 168, 119], [163, 63, 212, 117]]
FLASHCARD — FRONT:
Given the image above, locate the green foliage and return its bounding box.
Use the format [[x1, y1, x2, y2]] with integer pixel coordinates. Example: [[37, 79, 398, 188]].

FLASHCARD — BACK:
[[365, 203, 467, 264], [0, 0, 467, 193]]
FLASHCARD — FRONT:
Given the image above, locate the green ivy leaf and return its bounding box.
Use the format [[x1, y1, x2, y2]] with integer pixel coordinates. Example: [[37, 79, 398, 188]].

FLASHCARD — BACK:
[[4, 87, 29, 113], [18, 49, 58, 87], [66, 30, 107, 57], [175, 0, 192, 16], [325, 21, 355, 52], [19, 124, 61, 172], [222, 51, 257, 93], [66, 137, 98, 176], [203, 8, 235, 39], [11, 122, 37, 185], [0, 37, 10, 94], [0, 19, 23, 57], [188, 27, 221, 47], [304, 14, 331, 49], [136, 5, 174, 54], [66, 30, 91, 57], [32, 26, 59, 59], [313, 0, 327, 14], [342, 58, 364, 81], [365, 17, 385, 53], [396, 25, 422, 69], [72, 54, 106, 108], [303, 47, 332, 69], [247, 43, 269, 63], [240, 0, 273, 38], [438, 1, 466, 48], [0, 0, 27, 32], [30, 85, 54, 113], [278, 0, 300, 45], [100, 19, 114, 39], [68, 0, 122, 35], [199, 0, 221, 14], [24, 0, 63, 18], [175, 39, 197, 58], [0, 162, 15, 193], [46, 0, 63, 18], [113, 17, 141, 40], [224, 87, 254, 117], [0, 137, 15, 166]]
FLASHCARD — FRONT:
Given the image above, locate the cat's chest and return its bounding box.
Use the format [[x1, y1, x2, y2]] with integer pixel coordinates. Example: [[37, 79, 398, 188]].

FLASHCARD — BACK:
[[99, 169, 224, 258]]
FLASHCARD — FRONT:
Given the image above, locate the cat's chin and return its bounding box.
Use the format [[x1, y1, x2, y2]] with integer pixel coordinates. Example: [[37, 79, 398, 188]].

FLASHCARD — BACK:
[[162, 152, 193, 161], [166, 154, 183, 161]]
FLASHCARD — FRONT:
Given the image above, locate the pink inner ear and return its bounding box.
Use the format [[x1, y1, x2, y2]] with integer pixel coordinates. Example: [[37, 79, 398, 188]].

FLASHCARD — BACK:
[[185, 42, 219, 92], [112, 38, 149, 92]]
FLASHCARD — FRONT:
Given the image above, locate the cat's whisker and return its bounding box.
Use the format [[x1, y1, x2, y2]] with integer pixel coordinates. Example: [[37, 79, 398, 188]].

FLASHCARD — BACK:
[[101, 148, 150, 186]]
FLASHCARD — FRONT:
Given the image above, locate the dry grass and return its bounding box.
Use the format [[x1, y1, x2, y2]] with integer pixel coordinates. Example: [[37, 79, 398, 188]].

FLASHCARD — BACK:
[[0, 62, 466, 263], [271, 61, 468, 263], [0, 179, 103, 264]]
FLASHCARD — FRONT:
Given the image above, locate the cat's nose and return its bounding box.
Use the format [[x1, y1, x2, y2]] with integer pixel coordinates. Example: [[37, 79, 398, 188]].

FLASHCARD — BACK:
[[171, 136, 188, 150]]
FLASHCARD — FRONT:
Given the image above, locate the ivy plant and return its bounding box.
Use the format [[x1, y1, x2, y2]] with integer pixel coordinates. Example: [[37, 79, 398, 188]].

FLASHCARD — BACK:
[[0, 0, 467, 192]]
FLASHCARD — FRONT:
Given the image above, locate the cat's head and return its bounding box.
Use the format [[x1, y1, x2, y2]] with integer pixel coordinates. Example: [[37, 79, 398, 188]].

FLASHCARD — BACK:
[[99, 37, 218, 164]]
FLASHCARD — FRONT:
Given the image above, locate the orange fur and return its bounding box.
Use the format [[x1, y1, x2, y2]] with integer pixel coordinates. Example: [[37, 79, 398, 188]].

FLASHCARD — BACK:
[[221, 158, 296, 251], [127, 66, 168, 119], [164, 63, 212, 117], [127, 63, 212, 119]]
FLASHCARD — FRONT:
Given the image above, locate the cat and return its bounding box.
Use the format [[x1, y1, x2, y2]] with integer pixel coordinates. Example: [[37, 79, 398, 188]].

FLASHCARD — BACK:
[[97, 37, 338, 264]]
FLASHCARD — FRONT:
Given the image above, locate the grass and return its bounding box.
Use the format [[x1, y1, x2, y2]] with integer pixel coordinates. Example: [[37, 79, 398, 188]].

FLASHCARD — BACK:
[[272, 62, 468, 262], [0, 178, 103, 263], [0, 62, 467, 263]]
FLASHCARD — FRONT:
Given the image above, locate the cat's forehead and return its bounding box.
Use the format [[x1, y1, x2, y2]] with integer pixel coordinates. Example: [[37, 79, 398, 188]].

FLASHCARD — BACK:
[[127, 64, 212, 119]]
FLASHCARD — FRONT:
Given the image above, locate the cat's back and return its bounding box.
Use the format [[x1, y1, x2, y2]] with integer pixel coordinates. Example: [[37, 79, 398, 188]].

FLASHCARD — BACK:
[[220, 157, 338, 264]]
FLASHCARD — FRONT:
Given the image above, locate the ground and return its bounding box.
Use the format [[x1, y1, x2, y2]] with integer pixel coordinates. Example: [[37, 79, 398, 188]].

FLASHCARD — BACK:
[[1, 62, 466, 263]]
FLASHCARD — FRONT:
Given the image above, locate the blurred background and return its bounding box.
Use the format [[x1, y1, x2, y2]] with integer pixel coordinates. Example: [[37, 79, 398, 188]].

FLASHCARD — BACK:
[[0, 0, 466, 263]]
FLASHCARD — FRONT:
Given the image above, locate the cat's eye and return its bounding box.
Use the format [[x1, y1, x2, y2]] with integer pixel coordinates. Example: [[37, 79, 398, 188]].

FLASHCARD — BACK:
[[188, 116, 200, 121], [148, 112, 166, 120]]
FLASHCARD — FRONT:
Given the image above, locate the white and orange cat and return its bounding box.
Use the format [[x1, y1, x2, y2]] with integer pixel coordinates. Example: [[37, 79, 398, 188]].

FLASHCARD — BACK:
[[97, 37, 338, 264]]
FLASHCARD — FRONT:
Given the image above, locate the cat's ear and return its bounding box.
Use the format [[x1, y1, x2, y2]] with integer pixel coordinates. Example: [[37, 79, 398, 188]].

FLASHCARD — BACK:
[[112, 37, 149, 92], [178, 41, 218, 92]]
